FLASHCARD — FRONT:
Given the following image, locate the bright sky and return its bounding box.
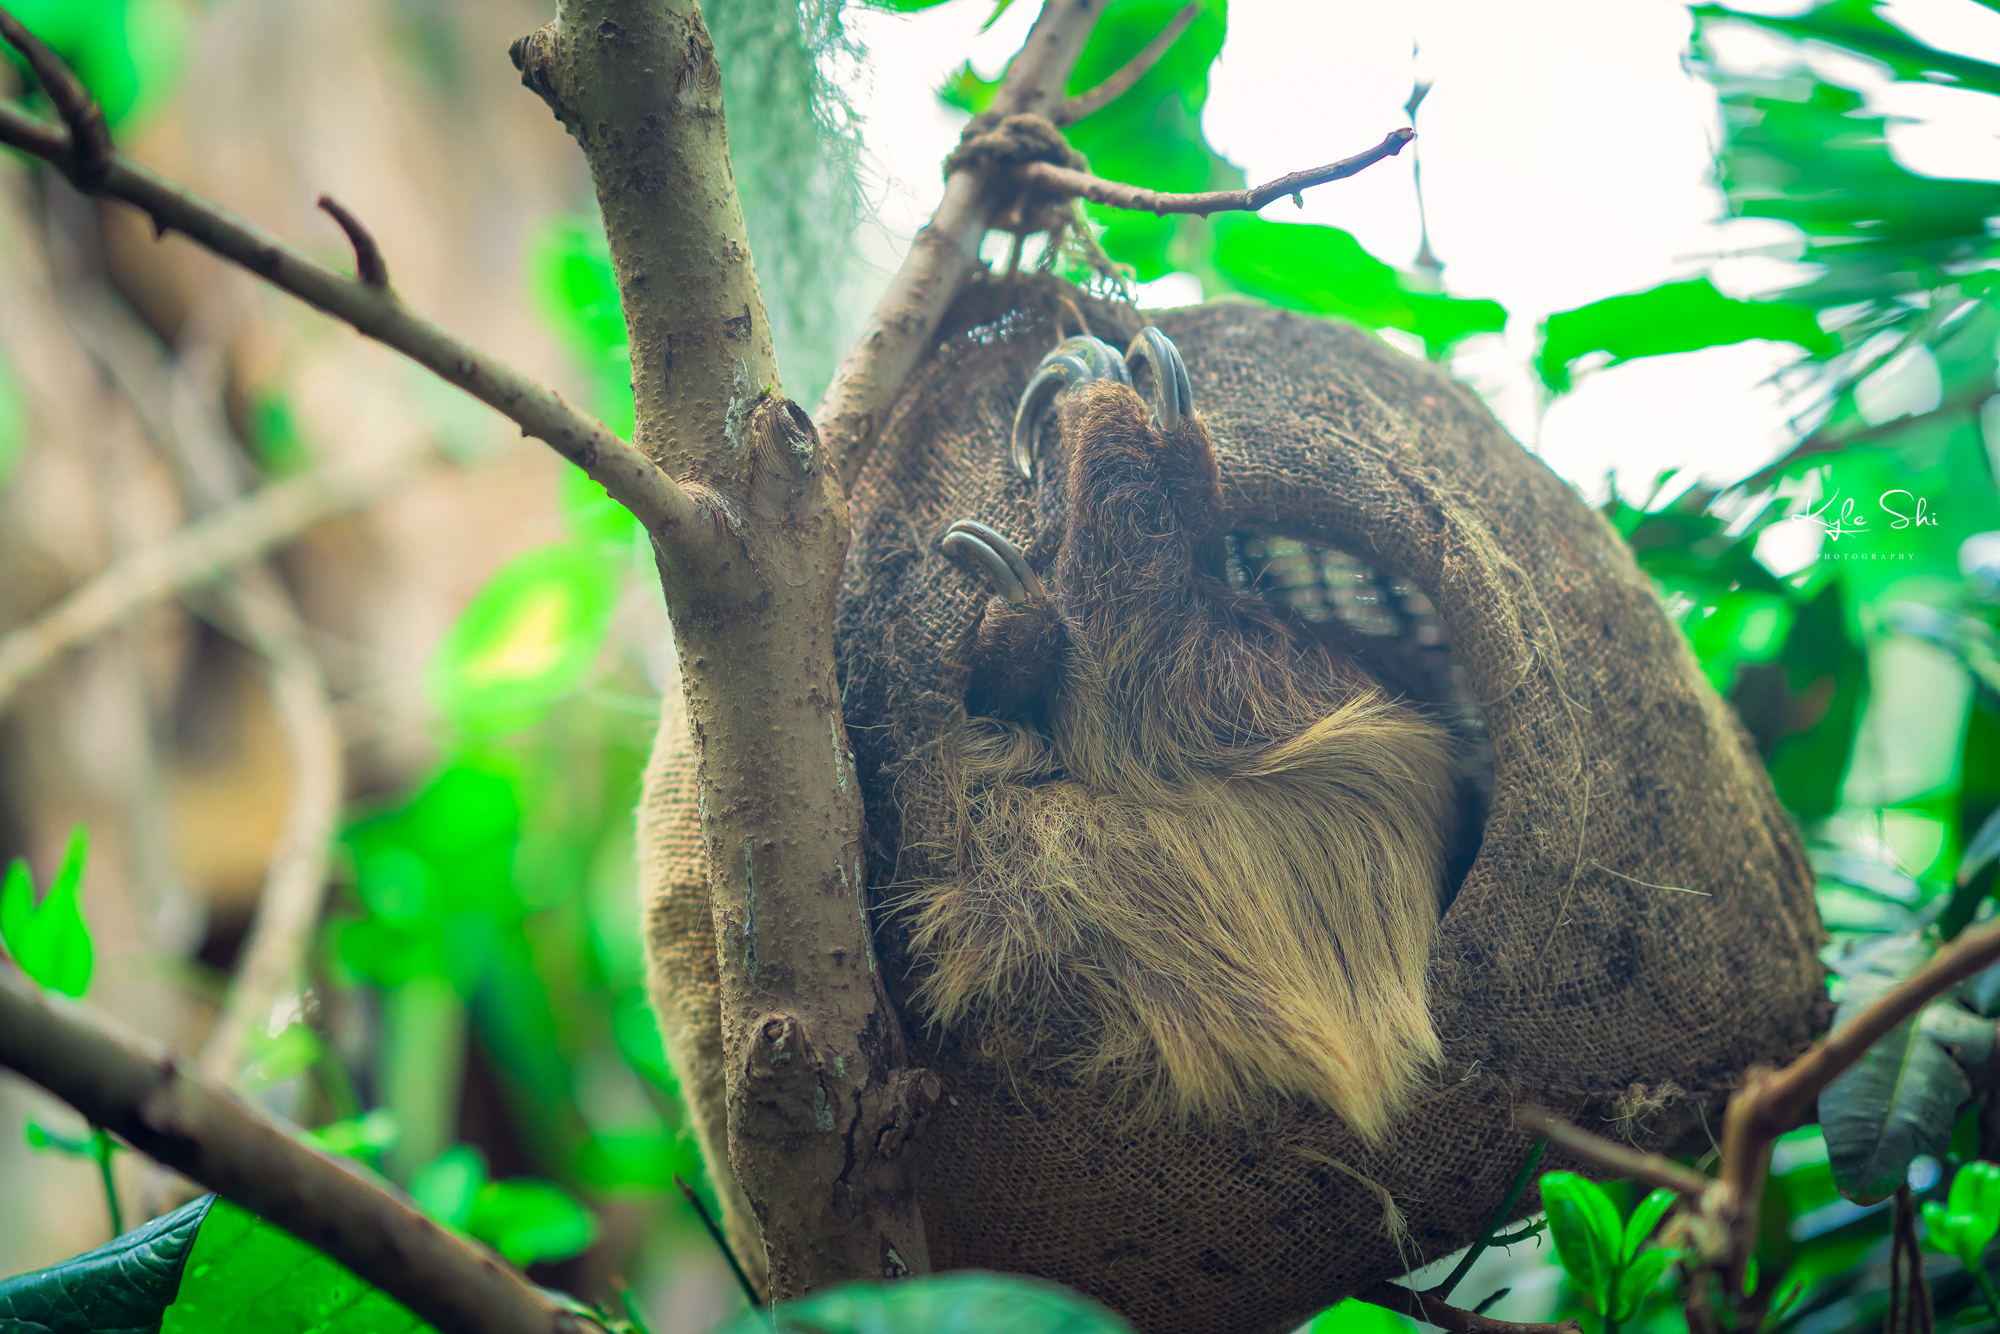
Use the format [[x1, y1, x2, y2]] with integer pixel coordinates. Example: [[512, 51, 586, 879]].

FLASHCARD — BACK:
[[837, 0, 2000, 503]]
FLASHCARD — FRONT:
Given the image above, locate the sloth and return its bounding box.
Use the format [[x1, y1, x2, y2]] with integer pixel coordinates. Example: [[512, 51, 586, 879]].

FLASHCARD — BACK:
[[897, 328, 1477, 1139]]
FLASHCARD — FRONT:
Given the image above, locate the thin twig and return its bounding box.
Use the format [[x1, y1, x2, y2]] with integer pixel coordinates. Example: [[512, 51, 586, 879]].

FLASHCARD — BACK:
[[675, 1173, 764, 1311], [1436, 1138, 1547, 1300], [0, 438, 426, 713], [0, 6, 109, 180], [1357, 1282, 1583, 1334], [315, 195, 389, 289], [0, 102, 695, 538], [1515, 1106, 1713, 1197], [817, 0, 1108, 493], [0, 964, 605, 1334], [1057, 3, 1200, 124], [1014, 127, 1414, 217]]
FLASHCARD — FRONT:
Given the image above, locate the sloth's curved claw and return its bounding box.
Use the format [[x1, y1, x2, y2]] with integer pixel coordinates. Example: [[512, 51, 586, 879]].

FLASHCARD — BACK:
[[942, 518, 1047, 609], [1125, 326, 1193, 434], [1010, 335, 1130, 480]]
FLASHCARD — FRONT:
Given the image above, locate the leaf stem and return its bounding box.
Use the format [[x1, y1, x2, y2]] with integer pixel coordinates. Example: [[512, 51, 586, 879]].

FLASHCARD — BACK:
[[89, 1125, 122, 1238], [1973, 1261, 2000, 1327], [1437, 1138, 1549, 1300]]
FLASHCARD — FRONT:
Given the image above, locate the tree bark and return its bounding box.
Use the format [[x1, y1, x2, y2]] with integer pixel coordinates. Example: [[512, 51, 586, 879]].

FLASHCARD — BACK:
[[512, 1, 938, 1298]]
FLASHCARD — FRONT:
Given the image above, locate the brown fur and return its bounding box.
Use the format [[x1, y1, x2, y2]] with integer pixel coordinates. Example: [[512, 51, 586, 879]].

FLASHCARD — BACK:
[[898, 381, 1461, 1138]]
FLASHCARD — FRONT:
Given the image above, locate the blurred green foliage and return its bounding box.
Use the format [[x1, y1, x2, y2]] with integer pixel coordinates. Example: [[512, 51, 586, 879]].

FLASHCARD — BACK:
[[13, 0, 2000, 1328]]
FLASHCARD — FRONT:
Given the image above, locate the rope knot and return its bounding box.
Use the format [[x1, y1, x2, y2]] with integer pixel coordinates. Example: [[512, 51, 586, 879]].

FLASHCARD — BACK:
[[943, 112, 1088, 236]]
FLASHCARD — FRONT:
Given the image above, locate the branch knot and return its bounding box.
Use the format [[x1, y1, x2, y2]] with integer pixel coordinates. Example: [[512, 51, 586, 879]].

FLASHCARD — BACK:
[[943, 112, 1087, 236]]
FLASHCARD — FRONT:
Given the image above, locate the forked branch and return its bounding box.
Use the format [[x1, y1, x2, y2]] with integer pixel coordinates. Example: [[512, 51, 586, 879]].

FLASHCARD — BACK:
[[1017, 127, 1415, 217], [0, 61, 693, 538], [1521, 916, 2000, 1328]]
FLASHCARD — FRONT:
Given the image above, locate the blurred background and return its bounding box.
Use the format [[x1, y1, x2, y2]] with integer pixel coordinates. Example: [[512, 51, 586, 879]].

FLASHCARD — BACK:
[[4, 0, 2000, 1331]]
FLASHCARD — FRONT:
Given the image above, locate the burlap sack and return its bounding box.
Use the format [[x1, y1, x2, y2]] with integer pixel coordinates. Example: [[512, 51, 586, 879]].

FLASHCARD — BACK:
[[642, 274, 1828, 1334]]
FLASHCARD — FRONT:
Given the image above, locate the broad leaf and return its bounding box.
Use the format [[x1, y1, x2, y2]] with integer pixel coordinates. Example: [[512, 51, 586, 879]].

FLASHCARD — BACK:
[[158, 1197, 431, 1334], [1537, 1172, 1621, 1311], [1613, 1247, 1679, 1322], [0, 1194, 212, 1334], [1821, 932, 1976, 1203], [1621, 1188, 1678, 1263], [1209, 215, 1506, 358], [1, 826, 95, 997], [718, 1272, 1135, 1333], [1537, 278, 1835, 394]]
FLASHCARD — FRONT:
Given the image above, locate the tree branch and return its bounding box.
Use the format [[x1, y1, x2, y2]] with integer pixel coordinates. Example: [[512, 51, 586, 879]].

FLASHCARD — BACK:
[[1015, 127, 1414, 216], [0, 436, 425, 714], [1515, 1106, 1714, 1197], [512, 0, 941, 1296], [0, 6, 108, 180], [1519, 919, 2000, 1329], [817, 0, 1108, 493], [0, 964, 603, 1334], [1357, 1282, 1583, 1334], [0, 95, 694, 539], [1057, 3, 1199, 124]]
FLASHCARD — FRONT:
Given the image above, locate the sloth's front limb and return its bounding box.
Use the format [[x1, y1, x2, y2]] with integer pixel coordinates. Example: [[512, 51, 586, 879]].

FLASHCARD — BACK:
[[943, 518, 1065, 721]]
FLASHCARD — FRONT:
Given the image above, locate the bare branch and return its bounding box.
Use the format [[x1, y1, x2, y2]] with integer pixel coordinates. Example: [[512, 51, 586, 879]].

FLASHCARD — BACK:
[[819, 0, 1108, 493], [0, 438, 425, 714], [1516, 1106, 1714, 1197], [0, 103, 696, 539], [1015, 127, 1415, 217], [1057, 3, 1200, 125], [315, 195, 389, 289], [0, 5, 109, 181], [1358, 1283, 1583, 1334], [0, 965, 603, 1334]]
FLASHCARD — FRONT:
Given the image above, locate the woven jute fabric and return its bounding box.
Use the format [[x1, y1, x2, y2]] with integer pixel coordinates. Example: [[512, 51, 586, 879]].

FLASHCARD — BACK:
[[640, 274, 1828, 1334]]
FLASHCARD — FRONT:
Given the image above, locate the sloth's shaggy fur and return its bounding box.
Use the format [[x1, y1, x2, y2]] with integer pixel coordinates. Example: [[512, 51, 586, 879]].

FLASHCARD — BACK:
[[901, 381, 1461, 1139]]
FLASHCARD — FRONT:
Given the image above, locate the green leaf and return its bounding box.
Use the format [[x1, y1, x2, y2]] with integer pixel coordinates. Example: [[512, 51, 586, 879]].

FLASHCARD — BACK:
[[467, 1179, 599, 1268], [1537, 1171, 1622, 1311], [1821, 935, 1975, 1202], [1613, 1247, 1679, 1321], [1622, 1188, 1679, 1262], [1946, 1160, 2000, 1256], [0, 1194, 213, 1334], [409, 1145, 486, 1231], [717, 1272, 1136, 1334], [937, 59, 1001, 115], [159, 1197, 430, 1334], [425, 542, 620, 734], [1536, 278, 1836, 394], [1307, 1297, 1418, 1333], [25, 1116, 94, 1156], [1209, 214, 1506, 358], [1, 826, 95, 997]]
